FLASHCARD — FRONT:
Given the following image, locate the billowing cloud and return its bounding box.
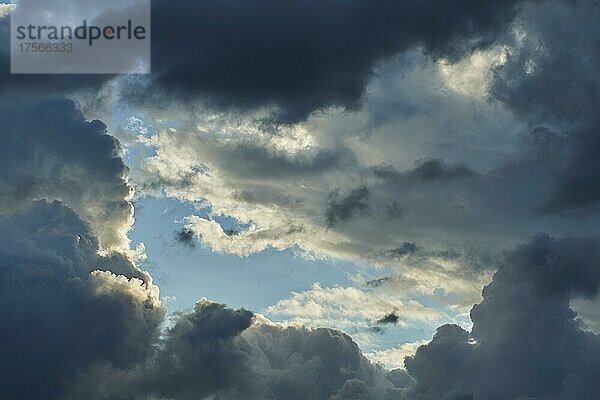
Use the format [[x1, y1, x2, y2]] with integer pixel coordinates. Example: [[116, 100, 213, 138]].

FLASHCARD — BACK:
[[66, 300, 403, 400], [0, 200, 163, 399], [404, 235, 600, 400], [0, 98, 164, 399], [0, 99, 134, 251], [62, 235, 600, 399]]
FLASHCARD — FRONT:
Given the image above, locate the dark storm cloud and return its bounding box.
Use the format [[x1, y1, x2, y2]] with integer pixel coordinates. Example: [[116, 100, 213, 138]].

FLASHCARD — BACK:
[[404, 235, 600, 400], [0, 201, 164, 400], [4, 1, 600, 399], [490, 0, 600, 211], [326, 186, 370, 226], [1, 0, 526, 119], [143, 0, 525, 121]]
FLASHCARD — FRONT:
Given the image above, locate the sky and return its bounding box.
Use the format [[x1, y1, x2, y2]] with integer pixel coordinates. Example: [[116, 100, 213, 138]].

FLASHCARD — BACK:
[[1, 0, 600, 399]]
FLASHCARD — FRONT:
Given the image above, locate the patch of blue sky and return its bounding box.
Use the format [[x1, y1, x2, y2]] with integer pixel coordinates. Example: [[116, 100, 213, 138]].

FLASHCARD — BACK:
[[130, 196, 363, 313]]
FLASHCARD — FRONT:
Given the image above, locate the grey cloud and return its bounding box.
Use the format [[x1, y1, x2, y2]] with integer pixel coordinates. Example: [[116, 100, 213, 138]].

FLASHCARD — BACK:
[[386, 202, 407, 219], [175, 227, 196, 248], [4, 2, 600, 399], [68, 301, 398, 400], [0, 201, 163, 400], [141, 0, 527, 121], [404, 235, 600, 400], [119, 13, 600, 265], [330, 378, 376, 400], [490, 0, 600, 211], [366, 277, 393, 288], [386, 369, 412, 389], [0, 98, 133, 249], [144, 301, 255, 399], [377, 312, 401, 325], [0, 98, 163, 399], [235, 324, 393, 400], [213, 141, 354, 180], [369, 159, 475, 183], [0, 0, 527, 121], [5, 97, 600, 400], [326, 186, 371, 226], [388, 242, 419, 258]]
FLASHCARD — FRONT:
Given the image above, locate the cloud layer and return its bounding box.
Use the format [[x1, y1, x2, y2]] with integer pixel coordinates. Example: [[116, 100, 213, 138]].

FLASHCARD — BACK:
[[1, 0, 600, 399]]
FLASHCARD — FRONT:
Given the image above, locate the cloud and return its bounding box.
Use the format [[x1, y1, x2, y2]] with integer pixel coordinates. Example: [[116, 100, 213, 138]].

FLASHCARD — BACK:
[[0, 200, 163, 399], [326, 186, 371, 226], [0, 98, 134, 252], [369, 159, 475, 182], [140, 300, 255, 399], [366, 340, 430, 370], [3, 96, 600, 400], [377, 312, 400, 325], [175, 226, 196, 248], [117, 0, 600, 284], [136, 0, 526, 121], [66, 300, 400, 400], [571, 297, 600, 334], [0, 3, 14, 18], [122, 47, 549, 308], [125, 30, 600, 313], [403, 235, 600, 400], [13, 199, 599, 400], [490, 0, 600, 211], [1, 0, 527, 122], [0, 98, 164, 399], [2, 2, 600, 399], [265, 283, 444, 334], [387, 242, 419, 258], [182, 216, 310, 256]]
